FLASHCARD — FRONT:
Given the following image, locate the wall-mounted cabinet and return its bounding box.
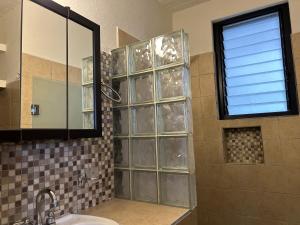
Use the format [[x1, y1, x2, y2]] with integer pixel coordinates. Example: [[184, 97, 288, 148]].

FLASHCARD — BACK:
[[0, 0, 101, 142]]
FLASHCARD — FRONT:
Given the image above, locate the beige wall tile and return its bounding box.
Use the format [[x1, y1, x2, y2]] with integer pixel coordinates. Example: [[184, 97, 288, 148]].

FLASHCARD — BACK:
[[285, 166, 300, 195], [190, 55, 199, 78], [240, 190, 262, 217], [286, 195, 300, 224], [198, 139, 224, 164], [263, 138, 283, 165], [196, 208, 209, 225], [198, 118, 221, 141], [261, 118, 280, 139], [281, 138, 300, 167], [292, 33, 300, 60], [259, 193, 288, 221], [51, 61, 66, 82], [217, 165, 259, 190], [244, 217, 287, 225], [22, 53, 51, 79], [191, 76, 200, 98], [69, 66, 82, 84], [196, 164, 222, 189], [200, 95, 217, 119], [257, 165, 288, 193], [198, 52, 215, 75], [294, 58, 300, 84], [199, 74, 215, 97], [278, 116, 300, 139]]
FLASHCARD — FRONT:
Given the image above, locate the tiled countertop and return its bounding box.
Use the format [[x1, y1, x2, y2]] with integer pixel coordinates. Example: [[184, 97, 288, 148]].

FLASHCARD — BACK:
[[83, 199, 189, 225]]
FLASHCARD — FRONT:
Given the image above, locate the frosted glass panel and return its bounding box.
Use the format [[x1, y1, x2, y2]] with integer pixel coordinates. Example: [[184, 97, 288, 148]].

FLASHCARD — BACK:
[[222, 12, 288, 116], [155, 31, 183, 67], [115, 170, 130, 199], [157, 66, 187, 99], [112, 30, 195, 209], [113, 108, 129, 135], [158, 102, 186, 133], [133, 171, 157, 203], [160, 173, 190, 207], [114, 138, 129, 167], [131, 73, 154, 103], [112, 78, 128, 106], [112, 48, 127, 76], [159, 137, 188, 170], [132, 105, 155, 134], [132, 138, 156, 169], [129, 41, 152, 73], [82, 85, 94, 110]]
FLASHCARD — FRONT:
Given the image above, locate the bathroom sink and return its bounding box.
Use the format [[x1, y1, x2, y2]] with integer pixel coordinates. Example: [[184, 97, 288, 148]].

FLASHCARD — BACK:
[[56, 214, 119, 225]]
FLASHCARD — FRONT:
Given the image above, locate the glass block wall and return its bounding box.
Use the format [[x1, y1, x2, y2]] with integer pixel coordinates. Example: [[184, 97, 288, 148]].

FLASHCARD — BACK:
[[111, 30, 196, 208]]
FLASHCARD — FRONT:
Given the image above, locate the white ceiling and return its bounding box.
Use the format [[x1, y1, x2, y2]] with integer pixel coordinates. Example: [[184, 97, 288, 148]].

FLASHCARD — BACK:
[[0, 0, 20, 16], [157, 0, 210, 12]]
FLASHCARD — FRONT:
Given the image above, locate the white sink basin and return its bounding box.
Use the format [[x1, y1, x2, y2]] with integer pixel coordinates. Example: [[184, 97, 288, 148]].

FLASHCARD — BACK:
[[56, 214, 119, 225]]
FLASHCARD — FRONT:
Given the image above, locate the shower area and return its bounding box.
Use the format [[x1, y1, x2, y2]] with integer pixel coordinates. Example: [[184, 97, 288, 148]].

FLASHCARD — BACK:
[[111, 30, 196, 208]]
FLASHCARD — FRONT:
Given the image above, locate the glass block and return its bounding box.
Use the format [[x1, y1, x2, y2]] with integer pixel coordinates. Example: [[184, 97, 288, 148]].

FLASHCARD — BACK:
[[155, 31, 183, 67], [113, 108, 129, 135], [114, 138, 129, 167], [115, 169, 130, 199], [131, 105, 155, 135], [130, 40, 152, 73], [132, 138, 156, 169], [82, 57, 93, 83], [82, 85, 94, 110], [133, 171, 157, 203], [158, 102, 186, 133], [112, 78, 128, 106], [157, 66, 188, 100], [160, 173, 190, 207], [83, 112, 94, 129], [131, 73, 154, 104], [112, 48, 127, 76], [159, 137, 188, 170]]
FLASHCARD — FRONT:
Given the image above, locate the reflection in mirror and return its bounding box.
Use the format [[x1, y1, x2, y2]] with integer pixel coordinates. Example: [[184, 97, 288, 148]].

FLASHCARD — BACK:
[[0, 0, 22, 130], [21, 0, 67, 129], [68, 20, 94, 129]]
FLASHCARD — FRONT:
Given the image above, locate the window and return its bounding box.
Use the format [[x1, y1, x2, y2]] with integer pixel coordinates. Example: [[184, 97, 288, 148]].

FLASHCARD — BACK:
[[213, 3, 298, 119]]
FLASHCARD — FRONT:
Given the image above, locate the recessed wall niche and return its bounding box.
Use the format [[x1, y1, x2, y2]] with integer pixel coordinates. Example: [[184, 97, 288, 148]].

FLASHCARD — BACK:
[[223, 127, 264, 164]]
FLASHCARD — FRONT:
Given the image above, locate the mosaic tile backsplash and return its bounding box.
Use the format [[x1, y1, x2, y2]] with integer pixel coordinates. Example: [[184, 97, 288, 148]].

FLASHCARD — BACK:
[[0, 52, 114, 225], [223, 127, 264, 164]]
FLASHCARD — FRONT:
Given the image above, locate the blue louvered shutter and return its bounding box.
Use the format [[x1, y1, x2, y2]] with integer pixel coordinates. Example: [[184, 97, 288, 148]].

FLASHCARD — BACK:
[[222, 12, 288, 115]]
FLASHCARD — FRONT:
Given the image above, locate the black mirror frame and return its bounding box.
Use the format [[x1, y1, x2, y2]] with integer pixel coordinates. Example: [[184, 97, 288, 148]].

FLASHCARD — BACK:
[[0, 0, 101, 142]]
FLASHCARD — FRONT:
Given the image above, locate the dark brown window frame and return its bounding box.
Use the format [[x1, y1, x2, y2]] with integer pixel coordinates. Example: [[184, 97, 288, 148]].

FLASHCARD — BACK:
[[213, 3, 298, 120]]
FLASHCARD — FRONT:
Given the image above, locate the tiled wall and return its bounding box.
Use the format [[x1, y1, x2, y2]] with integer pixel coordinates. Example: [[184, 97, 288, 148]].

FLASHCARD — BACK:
[[21, 53, 82, 128], [0, 81, 20, 129], [192, 32, 300, 225], [0, 52, 114, 225]]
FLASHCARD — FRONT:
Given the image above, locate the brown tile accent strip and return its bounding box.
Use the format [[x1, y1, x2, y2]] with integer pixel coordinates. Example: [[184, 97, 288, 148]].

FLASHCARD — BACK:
[[0, 52, 114, 225], [223, 127, 264, 164]]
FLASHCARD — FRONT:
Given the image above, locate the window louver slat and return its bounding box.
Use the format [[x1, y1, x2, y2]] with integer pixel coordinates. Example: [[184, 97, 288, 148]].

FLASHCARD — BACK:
[[223, 12, 288, 115]]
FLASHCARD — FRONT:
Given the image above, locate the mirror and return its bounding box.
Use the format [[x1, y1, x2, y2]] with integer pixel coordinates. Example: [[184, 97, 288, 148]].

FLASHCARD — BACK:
[[0, 0, 22, 130], [22, 0, 67, 129], [68, 20, 94, 129], [0, 0, 101, 141]]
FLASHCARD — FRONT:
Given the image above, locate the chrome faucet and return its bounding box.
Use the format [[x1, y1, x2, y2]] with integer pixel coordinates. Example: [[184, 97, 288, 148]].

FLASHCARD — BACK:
[[35, 188, 59, 225]]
